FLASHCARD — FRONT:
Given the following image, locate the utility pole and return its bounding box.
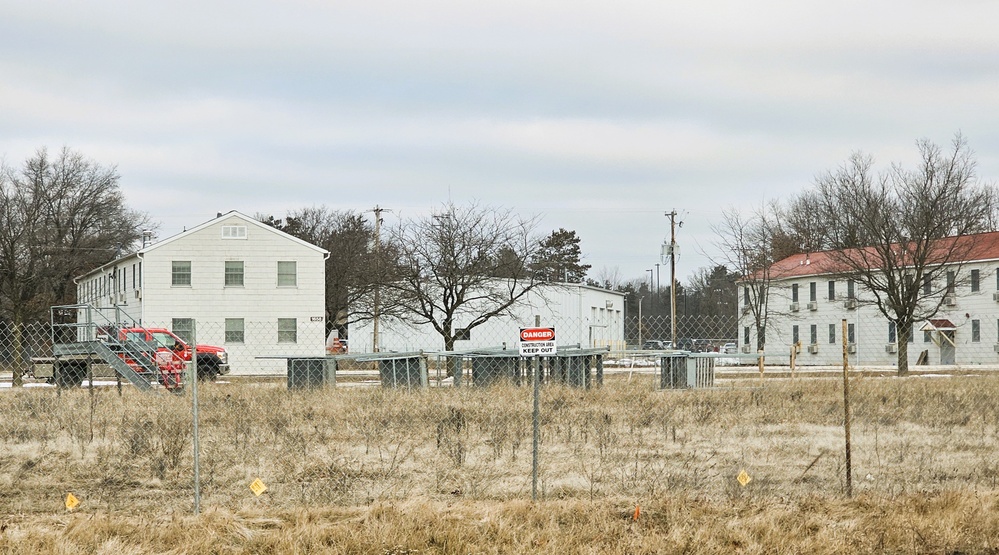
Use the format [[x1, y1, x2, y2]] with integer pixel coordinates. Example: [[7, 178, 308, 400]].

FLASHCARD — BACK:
[[664, 210, 681, 348], [369, 205, 391, 353]]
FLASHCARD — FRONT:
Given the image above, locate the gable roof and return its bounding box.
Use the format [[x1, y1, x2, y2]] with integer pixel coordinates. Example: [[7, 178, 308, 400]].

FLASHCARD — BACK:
[[764, 230, 999, 281], [141, 210, 329, 256], [75, 211, 328, 282]]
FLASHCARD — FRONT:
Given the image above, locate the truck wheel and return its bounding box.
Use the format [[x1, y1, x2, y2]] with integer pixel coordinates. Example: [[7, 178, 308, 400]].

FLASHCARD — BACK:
[[197, 356, 219, 382]]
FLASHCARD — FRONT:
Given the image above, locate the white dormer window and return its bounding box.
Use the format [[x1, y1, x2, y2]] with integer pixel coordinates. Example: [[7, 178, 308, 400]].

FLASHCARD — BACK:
[[222, 225, 247, 239]]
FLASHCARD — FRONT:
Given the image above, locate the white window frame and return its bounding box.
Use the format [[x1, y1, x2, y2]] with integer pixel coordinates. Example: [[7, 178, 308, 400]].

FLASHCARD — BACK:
[[222, 225, 247, 239], [225, 318, 245, 343], [277, 261, 297, 287], [172, 318, 194, 344], [172, 261, 192, 286], [278, 318, 297, 343], [225, 261, 244, 287]]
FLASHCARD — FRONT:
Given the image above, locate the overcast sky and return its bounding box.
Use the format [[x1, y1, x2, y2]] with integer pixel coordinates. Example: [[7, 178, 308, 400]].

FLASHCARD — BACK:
[[3, 1, 999, 285]]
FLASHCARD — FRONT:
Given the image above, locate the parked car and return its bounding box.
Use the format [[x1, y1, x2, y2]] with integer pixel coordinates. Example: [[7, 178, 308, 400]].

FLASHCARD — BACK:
[[692, 339, 713, 352], [643, 340, 670, 350], [722, 342, 738, 354]]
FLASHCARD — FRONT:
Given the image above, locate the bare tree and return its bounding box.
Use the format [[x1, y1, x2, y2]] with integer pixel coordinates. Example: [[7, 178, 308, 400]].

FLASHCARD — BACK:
[[385, 202, 542, 363], [712, 205, 784, 351], [591, 266, 622, 290], [809, 134, 997, 375], [256, 206, 403, 340], [0, 147, 152, 386], [772, 190, 828, 260]]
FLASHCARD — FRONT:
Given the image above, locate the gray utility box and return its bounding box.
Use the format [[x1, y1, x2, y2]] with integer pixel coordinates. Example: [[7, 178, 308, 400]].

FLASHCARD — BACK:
[[287, 357, 336, 390], [659, 352, 714, 389], [378, 355, 427, 388], [470, 355, 523, 386], [548, 353, 604, 389]]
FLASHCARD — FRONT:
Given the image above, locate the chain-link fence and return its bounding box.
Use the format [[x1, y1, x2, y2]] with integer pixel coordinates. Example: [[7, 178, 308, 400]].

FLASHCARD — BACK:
[[3, 311, 999, 515]]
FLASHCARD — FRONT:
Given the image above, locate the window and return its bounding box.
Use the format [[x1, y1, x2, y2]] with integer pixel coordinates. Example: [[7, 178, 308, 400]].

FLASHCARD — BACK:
[[743, 286, 749, 306], [743, 326, 750, 345], [172, 318, 194, 344], [924, 330, 931, 343], [848, 323, 855, 344], [809, 324, 817, 345], [225, 318, 244, 343], [277, 261, 297, 287], [791, 284, 799, 303], [972, 319, 981, 342], [828, 281, 836, 301], [792, 325, 799, 344], [172, 261, 192, 286], [923, 275, 932, 295], [809, 282, 817, 302], [222, 225, 247, 239], [278, 318, 297, 343], [847, 279, 855, 300], [972, 269, 980, 292], [828, 324, 836, 344], [946, 271, 956, 295], [225, 261, 244, 287], [888, 322, 896, 343]]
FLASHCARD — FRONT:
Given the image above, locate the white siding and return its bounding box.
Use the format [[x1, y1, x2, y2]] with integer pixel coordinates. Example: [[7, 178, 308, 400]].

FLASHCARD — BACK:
[[350, 283, 626, 354], [739, 262, 999, 367], [75, 212, 327, 375]]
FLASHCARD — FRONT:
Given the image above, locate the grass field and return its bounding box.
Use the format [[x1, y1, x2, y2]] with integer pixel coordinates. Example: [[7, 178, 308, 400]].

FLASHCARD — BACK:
[[3, 372, 999, 552]]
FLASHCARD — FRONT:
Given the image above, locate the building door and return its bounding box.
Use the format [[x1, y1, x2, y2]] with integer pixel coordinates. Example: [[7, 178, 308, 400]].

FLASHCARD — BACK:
[[940, 330, 956, 365]]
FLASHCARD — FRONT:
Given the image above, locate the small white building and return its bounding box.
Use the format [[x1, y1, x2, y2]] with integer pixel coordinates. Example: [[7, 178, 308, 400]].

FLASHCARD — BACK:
[[738, 231, 999, 367], [75, 211, 329, 374], [350, 283, 626, 354]]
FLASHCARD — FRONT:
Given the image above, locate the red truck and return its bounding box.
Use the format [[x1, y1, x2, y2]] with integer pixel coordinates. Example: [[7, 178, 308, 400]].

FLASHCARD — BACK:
[[32, 326, 230, 389], [117, 327, 230, 383]]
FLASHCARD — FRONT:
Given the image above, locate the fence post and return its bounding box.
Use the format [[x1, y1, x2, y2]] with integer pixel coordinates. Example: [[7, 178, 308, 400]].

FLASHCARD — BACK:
[[532, 353, 540, 501], [532, 314, 541, 501], [190, 320, 201, 514], [841, 318, 852, 497]]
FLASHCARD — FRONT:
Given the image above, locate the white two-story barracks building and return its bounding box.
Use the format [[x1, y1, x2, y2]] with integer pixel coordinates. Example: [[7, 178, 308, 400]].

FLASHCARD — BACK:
[[738, 231, 999, 367], [75, 211, 329, 374]]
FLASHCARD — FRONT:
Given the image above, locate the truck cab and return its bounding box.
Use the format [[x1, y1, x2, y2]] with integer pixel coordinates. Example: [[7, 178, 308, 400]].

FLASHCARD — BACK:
[[118, 327, 230, 381]]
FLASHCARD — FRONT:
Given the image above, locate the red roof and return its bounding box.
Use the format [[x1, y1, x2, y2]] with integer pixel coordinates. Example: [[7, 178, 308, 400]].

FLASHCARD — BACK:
[[922, 319, 956, 331], [763, 231, 999, 280]]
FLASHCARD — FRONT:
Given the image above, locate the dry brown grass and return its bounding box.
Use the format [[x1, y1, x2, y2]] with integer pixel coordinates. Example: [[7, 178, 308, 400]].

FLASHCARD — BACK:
[[3, 493, 999, 553], [4, 373, 999, 552]]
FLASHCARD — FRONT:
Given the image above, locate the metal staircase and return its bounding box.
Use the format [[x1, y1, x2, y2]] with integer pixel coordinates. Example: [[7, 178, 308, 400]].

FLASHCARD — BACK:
[[50, 304, 176, 392]]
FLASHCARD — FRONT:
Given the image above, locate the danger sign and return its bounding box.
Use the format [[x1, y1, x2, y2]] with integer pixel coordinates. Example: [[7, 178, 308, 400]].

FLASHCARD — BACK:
[[521, 327, 555, 341], [519, 327, 556, 356]]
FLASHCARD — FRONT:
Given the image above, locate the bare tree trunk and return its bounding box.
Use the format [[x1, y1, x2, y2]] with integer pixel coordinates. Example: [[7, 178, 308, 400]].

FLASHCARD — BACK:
[[444, 334, 456, 378], [897, 322, 910, 377], [11, 318, 24, 387]]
